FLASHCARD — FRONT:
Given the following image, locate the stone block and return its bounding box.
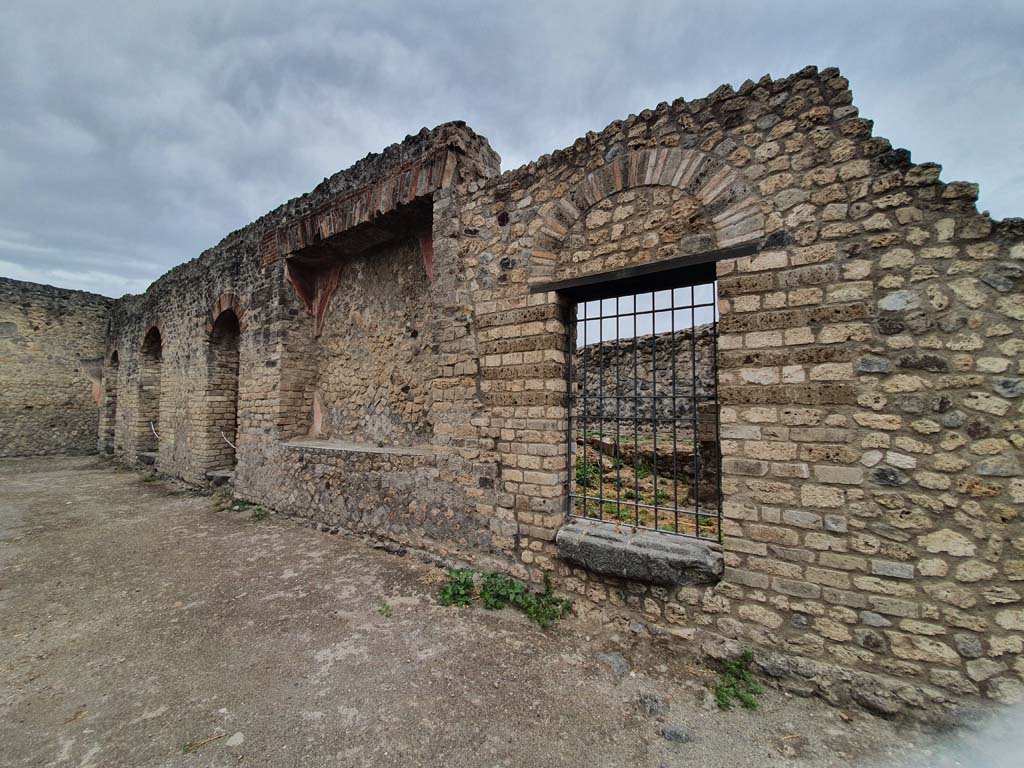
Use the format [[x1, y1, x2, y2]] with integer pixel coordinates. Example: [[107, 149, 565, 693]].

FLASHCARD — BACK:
[[555, 520, 723, 586]]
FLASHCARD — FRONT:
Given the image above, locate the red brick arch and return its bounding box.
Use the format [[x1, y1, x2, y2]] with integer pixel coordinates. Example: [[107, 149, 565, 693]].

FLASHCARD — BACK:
[[527, 147, 764, 286], [205, 294, 249, 336]]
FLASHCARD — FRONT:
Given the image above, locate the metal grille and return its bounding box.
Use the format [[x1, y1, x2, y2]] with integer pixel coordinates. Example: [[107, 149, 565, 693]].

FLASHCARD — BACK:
[[568, 280, 721, 541]]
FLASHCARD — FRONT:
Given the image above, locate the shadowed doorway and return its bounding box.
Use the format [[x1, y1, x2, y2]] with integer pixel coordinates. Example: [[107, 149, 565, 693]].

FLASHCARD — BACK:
[[205, 309, 240, 474], [137, 328, 162, 455]]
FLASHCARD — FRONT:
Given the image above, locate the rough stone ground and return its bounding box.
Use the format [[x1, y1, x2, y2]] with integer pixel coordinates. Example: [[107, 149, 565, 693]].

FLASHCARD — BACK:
[[0, 456, 1015, 768]]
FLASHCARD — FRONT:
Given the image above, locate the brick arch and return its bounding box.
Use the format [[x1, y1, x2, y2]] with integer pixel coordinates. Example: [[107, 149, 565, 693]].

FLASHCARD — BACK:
[[201, 294, 244, 474], [141, 321, 165, 351], [204, 294, 249, 337], [527, 147, 764, 286]]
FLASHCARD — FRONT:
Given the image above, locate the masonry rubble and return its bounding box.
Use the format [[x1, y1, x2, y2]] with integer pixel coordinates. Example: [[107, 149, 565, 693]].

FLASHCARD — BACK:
[[2, 65, 1022, 720]]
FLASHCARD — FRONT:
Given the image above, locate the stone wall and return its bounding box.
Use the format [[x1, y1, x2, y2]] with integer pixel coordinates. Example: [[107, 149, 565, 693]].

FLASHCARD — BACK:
[[445, 66, 1023, 715], [98, 123, 509, 565], [307, 238, 437, 446], [0, 278, 111, 457], [14, 66, 1021, 718], [574, 326, 716, 427]]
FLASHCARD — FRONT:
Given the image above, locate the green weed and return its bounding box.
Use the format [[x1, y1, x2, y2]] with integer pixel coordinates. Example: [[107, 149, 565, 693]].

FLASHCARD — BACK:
[[478, 572, 572, 628], [438, 569, 572, 629], [575, 461, 602, 488], [438, 569, 476, 607], [611, 505, 634, 522], [713, 650, 763, 710], [231, 500, 269, 520], [651, 488, 672, 505], [517, 574, 573, 629], [479, 572, 527, 610]]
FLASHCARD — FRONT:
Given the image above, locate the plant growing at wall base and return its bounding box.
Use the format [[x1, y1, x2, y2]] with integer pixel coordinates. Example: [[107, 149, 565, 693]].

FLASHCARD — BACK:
[[232, 500, 270, 520], [438, 570, 572, 629], [438, 569, 476, 607], [515, 574, 573, 629], [479, 571, 527, 610], [478, 572, 572, 628], [713, 650, 763, 710]]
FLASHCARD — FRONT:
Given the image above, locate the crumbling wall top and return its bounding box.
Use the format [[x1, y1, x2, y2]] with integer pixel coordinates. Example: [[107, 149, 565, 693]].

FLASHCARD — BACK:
[[255, 121, 500, 265], [120, 121, 499, 300]]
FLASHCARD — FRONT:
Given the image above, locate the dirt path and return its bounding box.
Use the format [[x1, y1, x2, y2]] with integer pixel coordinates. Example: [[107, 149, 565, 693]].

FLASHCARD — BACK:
[[0, 456, 1011, 767]]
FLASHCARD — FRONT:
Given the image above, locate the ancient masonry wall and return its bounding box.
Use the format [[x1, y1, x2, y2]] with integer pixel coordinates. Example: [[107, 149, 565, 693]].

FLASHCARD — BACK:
[[574, 328, 717, 426], [309, 239, 438, 447], [0, 278, 111, 457], [99, 124, 510, 561], [7, 66, 1018, 718], [449, 66, 1023, 714]]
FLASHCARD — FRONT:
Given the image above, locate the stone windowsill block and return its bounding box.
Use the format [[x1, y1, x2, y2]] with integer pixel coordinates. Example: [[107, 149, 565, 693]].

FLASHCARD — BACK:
[[555, 519, 724, 586], [282, 439, 434, 457]]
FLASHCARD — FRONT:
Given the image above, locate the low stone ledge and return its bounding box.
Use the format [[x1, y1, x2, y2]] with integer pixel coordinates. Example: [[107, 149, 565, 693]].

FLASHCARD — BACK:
[[555, 519, 723, 586], [282, 439, 434, 457]]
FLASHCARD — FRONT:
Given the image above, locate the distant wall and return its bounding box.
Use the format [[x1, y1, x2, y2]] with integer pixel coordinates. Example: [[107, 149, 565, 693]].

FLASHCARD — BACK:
[[0, 277, 111, 457], [574, 327, 717, 427]]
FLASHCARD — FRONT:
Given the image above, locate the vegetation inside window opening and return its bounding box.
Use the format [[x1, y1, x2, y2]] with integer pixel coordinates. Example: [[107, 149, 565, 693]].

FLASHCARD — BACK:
[[569, 281, 722, 541]]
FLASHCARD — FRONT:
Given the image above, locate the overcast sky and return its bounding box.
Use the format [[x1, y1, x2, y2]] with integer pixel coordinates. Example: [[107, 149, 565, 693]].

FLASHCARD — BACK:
[[1, 1, 1021, 298]]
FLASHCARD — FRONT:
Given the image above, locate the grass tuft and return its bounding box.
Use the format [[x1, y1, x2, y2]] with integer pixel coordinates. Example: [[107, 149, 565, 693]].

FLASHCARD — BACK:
[[713, 650, 764, 710]]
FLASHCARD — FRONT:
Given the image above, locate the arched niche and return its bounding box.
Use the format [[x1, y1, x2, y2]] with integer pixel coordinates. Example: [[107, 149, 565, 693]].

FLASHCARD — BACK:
[[102, 350, 120, 452], [202, 305, 243, 474], [137, 326, 163, 453]]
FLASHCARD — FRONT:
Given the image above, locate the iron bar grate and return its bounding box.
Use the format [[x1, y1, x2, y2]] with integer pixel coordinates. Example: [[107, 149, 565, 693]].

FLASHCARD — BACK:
[[567, 279, 722, 541]]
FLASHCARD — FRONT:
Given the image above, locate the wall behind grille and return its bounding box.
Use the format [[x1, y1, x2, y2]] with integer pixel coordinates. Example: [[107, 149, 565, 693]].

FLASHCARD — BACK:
[[573, 325, 716, 428]]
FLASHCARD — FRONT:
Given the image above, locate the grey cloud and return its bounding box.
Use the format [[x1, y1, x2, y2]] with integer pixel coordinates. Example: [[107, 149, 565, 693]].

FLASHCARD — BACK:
[[1, 0, 1021, 297]]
